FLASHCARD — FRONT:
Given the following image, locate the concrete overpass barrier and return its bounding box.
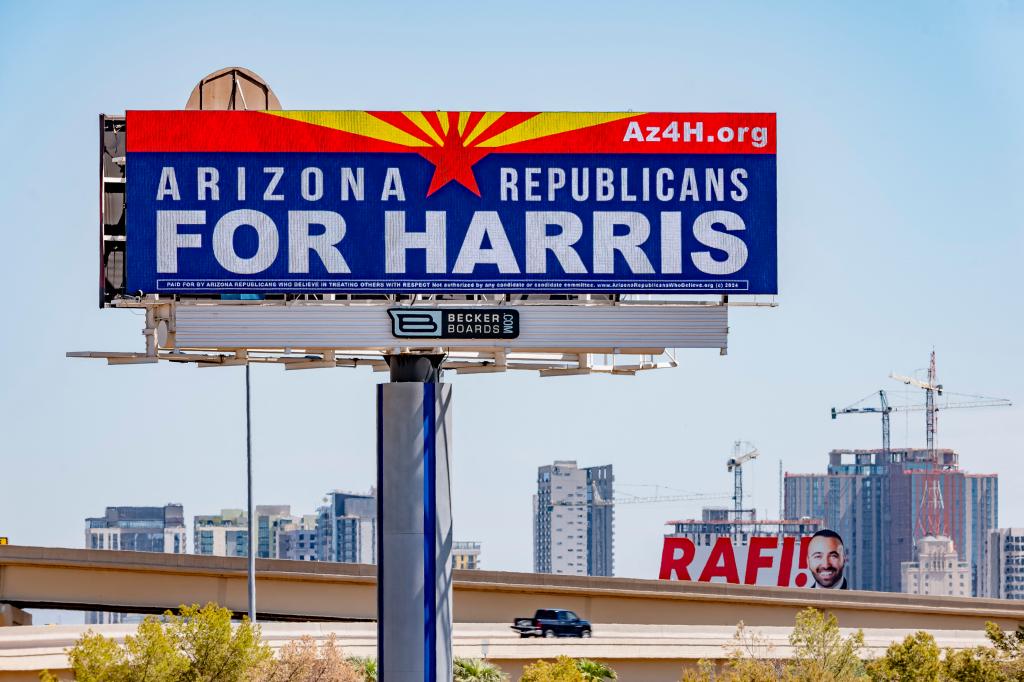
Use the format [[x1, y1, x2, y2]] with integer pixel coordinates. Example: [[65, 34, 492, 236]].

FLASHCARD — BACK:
[[4, 545, 1024, 631], [0, 622, 1002, 682]]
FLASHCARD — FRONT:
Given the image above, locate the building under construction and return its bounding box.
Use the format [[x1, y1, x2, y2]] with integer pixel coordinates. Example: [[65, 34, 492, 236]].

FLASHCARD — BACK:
[[785, 448, 997, 595], [665, 507, 823, 547]]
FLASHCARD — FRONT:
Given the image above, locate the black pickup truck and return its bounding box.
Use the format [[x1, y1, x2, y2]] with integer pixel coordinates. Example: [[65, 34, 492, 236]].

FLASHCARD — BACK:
[[511, 609, 592, 638]]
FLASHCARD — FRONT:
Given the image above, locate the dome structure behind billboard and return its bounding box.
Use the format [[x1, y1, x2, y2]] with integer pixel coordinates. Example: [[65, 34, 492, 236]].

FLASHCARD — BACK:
[[185, 66, 281, 111]]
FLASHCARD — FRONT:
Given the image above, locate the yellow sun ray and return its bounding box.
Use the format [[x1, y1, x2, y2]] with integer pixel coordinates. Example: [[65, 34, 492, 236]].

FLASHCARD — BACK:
[[403, 111, 445, 146], [265, 111, 431, 147], [477, 112, 642, 148]]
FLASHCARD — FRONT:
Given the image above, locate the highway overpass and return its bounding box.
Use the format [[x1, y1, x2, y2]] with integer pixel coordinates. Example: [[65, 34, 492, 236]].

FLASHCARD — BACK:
[[3, 545, 1024, 680], [3, 545, 1024, 629]]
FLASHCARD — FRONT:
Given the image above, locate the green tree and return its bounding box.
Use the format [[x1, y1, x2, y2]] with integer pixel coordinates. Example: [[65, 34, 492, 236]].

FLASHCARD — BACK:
[[788, 608, 867, 681], [679, 620, 794, 682], [519, 656, 587, 682], [169, 603, 269, 681], [42, 617, 187, 682], [942, 646, 1006, 682], [727, 656, 782, 682], [455, 657, 507, 681], [346, 656, 378, 682], [59, 630, 132, 682], [986, 622, 1024, 680], [867, 631, 941, 682], [575, 659, 616, 681], [40, 603, 269, 682], [722, 622, 786, 682], [679, 660, 718, 682]]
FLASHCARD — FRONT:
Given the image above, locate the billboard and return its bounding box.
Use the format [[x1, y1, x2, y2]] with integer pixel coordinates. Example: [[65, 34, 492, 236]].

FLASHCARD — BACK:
[[124, 111, 776, 295], [659, 530, 850, 589]]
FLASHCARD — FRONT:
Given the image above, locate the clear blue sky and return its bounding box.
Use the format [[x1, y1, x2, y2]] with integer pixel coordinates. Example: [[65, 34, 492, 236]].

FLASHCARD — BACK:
[[0, 1, 1021, 591]]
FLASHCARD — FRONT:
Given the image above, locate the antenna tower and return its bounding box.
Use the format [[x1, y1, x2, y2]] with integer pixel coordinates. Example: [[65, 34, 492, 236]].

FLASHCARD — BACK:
[[778, 460, 783, 521]]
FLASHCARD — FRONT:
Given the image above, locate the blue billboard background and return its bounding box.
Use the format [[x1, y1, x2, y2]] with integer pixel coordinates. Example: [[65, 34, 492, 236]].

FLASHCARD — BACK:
[[126, 152, 776, 294]]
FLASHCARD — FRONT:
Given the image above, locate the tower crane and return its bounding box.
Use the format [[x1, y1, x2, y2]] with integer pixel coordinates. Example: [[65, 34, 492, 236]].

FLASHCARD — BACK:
[[551, 489, 729, 508], [726, 441, 759, 524], [891, 350, 942, 455], [889, 351, 1012, 454], [890, 351, 1011, 540], [832, 390, 893, 457], [833, 351, 1011, 540], [834, 352, 1011, 459]]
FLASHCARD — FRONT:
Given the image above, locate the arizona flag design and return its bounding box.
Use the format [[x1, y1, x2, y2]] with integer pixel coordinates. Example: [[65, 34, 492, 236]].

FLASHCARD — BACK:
[[126, 111, 776, 295]]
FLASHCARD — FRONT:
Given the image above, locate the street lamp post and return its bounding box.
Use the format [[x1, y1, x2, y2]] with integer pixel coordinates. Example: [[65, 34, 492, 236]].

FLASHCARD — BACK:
[[246, 363, 256, 622]]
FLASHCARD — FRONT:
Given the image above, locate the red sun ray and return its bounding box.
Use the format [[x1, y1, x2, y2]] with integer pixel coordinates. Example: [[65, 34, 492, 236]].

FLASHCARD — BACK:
[[425, 112, 447, 141]]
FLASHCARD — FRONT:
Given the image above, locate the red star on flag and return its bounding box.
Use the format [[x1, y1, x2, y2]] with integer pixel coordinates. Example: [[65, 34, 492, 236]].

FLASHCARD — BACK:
[[418, 115, 490, 197]]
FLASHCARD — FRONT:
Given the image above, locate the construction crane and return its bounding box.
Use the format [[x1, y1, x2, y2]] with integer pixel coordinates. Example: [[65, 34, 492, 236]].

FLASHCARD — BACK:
[[834, 351, 1011, 540], [891, 350, 943, 454], [890, 351, 1012, 540], [726, 441, 759, 523], [778, 460, 783, 521], [890, 350, 1012, 454], [832, 390, 894, 457], [551, 489, 729, 508], [832, 386, 1009, 460]]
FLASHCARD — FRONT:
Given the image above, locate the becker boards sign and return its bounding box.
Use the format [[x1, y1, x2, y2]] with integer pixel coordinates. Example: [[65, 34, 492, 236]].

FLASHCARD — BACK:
[[125, 111, 776, 295]]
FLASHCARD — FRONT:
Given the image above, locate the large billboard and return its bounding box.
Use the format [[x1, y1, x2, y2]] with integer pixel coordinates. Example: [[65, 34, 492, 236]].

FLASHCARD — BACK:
[[125, 111, 776, 295], [659, 530, 850, 589]]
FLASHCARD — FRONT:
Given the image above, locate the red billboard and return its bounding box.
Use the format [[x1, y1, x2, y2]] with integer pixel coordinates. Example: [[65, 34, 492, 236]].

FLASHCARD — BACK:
[[659, 530, 849, 589]]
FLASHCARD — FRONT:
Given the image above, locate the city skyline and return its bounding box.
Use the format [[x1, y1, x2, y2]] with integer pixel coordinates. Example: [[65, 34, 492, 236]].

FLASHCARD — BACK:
[[83, 500, 483, 572], [52, 444, 1024, 609], [0, 1, 1021, 586]]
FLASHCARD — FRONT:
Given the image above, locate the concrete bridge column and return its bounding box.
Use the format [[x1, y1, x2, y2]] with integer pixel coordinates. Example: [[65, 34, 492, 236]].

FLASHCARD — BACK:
[[0, 604, 32, 626]]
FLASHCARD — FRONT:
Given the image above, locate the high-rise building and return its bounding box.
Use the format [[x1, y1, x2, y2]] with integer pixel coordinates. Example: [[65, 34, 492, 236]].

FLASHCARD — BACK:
[[533, 461, 614, 576], [85, 504, 187, 554], [255, 505, 294, 559], [277, 514, 319, 561], [785, 448, 997, 594], [986, 528, 1024, 600], [587, 464, 614, 577], [901, 535, 971, 597], [452, 541, 481, 570], [193, 505, 295, 558], [316, 490, 377, 564], [84, 504, 186, 624], [193, 509, 248, 557], [965, 474, 999, 598]]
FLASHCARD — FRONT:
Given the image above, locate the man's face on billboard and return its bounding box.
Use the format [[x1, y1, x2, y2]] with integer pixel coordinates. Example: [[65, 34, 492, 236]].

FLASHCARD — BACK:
[[808, 535, 845, 587]]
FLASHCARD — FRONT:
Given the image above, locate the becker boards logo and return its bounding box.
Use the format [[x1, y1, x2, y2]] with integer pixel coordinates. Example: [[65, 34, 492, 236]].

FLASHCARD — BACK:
[[389, 310, 444, 337], [388, 309, 519, 340]]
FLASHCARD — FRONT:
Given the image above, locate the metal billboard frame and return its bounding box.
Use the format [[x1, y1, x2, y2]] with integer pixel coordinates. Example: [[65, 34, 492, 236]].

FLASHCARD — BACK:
[[73, 295, 759, 376]]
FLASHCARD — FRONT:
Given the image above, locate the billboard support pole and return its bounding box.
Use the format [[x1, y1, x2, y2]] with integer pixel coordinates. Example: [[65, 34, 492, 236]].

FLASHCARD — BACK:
[[377, 354, 452, 682]]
